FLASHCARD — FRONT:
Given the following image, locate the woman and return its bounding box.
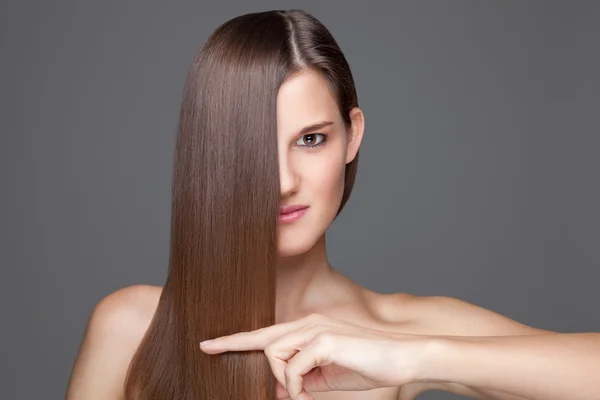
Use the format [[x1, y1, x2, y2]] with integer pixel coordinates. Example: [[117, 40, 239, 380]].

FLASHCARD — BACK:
[[65, 9, 600, 400]]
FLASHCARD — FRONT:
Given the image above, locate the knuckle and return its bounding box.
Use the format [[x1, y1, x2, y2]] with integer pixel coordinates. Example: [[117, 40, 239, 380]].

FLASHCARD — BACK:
[[264, 344, 275, 358], [314, 332, 335, 347], [308, 325, 328, 337]]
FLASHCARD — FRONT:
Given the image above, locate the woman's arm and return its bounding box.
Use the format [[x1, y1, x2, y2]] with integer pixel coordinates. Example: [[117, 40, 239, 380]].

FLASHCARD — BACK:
[[416, 332, 600, 400], [66, 285, 155, 399]]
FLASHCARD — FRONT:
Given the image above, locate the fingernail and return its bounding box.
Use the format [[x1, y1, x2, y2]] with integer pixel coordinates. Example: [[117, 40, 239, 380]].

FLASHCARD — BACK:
[[200, 340, 214, 347]]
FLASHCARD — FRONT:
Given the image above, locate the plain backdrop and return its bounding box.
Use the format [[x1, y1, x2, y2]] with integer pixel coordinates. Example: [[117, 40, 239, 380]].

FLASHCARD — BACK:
[[1, 1, 599, 399]]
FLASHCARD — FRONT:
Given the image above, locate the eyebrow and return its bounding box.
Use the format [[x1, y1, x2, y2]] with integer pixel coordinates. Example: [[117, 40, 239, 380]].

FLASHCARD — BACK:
[[296, 120, 335, 136]]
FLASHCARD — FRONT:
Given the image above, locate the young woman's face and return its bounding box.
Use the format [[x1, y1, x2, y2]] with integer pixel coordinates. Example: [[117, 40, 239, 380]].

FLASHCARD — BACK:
[[275, 69, 364, 257]]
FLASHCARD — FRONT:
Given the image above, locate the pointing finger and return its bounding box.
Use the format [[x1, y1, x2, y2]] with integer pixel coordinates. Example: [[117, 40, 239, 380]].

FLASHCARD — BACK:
[[199, 315, 322, 353]]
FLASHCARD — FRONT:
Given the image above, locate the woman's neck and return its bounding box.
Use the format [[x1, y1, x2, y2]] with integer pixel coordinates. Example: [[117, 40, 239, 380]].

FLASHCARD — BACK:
[[275, 234, 358, 323]]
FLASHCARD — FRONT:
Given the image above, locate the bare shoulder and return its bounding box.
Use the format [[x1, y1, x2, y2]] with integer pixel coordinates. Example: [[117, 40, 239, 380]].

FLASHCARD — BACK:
[[378, 292, 553, 336], [66, 284, 163, 399]]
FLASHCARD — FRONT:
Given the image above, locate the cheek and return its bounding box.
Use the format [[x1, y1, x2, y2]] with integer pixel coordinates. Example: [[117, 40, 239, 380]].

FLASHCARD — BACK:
[[320, 164, 345, 205], [310, 151, 346, 209]]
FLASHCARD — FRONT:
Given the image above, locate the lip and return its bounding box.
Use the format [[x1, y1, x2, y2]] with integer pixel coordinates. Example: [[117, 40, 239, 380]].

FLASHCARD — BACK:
[[279, 205, 309, 214], [278, 205, 309, 223]]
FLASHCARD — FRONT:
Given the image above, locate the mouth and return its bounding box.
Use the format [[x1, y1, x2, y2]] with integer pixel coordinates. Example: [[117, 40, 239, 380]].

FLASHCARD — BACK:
[[278, 205, 309, 223]]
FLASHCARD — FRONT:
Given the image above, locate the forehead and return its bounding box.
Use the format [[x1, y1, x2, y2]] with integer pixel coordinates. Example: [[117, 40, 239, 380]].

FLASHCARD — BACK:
[[276, 69, 339, 134]]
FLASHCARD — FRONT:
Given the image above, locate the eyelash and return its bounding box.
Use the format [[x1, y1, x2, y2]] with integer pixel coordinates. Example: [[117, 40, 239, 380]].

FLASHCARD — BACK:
[[295, 133, 328, 149]]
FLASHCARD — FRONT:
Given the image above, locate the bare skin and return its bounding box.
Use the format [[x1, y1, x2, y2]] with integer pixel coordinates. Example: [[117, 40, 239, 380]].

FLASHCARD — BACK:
[[67, 70, 552, 399], [66, 268, 549, 400]]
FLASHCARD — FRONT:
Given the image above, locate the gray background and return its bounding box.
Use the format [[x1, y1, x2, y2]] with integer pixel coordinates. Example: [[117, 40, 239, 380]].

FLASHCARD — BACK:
[[1, 1, 599, 399]]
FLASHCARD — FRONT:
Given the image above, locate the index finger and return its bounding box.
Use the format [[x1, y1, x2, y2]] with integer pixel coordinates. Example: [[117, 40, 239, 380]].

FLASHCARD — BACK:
[[199, 317, 308, 353]]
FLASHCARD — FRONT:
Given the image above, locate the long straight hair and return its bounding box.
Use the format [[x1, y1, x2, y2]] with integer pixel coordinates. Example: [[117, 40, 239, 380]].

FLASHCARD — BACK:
[[124, 9, 360, 399]]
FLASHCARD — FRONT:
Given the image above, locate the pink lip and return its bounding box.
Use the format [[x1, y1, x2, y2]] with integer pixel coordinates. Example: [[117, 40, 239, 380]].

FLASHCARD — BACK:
[[279, 205, 308, 214], [278, 205, 309, 223]]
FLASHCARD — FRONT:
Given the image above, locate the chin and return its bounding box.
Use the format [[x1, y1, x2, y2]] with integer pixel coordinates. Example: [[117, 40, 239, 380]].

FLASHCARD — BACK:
[[276, 233, 319, 258]]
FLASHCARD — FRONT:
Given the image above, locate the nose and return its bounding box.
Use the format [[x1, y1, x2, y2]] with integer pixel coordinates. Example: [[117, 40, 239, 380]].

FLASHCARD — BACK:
[[279, 153, 299, 198]]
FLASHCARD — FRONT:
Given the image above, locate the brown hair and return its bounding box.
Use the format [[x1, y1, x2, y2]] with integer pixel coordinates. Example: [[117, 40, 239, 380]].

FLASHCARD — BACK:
[[124, 9, 360, 399]]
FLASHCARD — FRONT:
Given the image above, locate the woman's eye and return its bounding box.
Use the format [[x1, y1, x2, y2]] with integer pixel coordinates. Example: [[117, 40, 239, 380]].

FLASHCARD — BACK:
[[295, 133, 327, 148]]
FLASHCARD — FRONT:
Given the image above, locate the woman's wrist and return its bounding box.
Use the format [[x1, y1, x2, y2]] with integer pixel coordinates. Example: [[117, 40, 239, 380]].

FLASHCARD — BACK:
[[412, 335, 461, 384]]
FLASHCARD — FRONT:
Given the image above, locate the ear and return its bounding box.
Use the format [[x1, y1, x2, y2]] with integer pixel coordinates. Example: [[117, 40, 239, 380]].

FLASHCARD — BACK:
[[345, 107, 365, 164]]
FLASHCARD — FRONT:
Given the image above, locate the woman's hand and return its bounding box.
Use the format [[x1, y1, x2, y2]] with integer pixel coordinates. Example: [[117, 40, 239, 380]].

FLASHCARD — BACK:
[[199, 313, 429, 400]]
